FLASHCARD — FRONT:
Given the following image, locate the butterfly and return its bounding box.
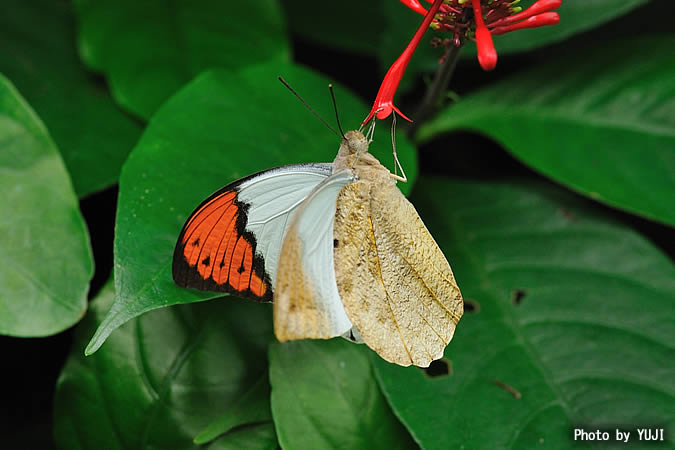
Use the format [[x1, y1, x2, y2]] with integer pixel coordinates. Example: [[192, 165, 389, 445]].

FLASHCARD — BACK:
[[172, 129, 463, 367]]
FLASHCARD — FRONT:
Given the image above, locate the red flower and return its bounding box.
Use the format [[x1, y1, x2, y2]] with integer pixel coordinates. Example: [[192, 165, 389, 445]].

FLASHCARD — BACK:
[[365, 0, 561, 123], [406, 0, 562, 71], [364, 0, 445, 124]]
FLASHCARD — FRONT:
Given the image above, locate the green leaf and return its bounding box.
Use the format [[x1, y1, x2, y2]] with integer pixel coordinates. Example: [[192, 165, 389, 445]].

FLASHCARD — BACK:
[[269, 340, 416, 449], [282, 0, 384, 55], [85, 61, 418, 355], [378, 0, 650, 86], [54, 280, 276, 449], [0, 74, 92, 337], [73, 0, 290, 119], [419, 35, 675, 227], [373, 177, 675, 448], [0, 0, 141, 197], [195, 375, 272, 444]]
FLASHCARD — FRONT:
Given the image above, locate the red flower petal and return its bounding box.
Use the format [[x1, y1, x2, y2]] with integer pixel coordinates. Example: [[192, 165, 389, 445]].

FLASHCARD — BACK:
[[400, 0, 428, 16], [489, 0, 562, 28], [472, 0, 497, 71], [364, 0, 445, 123], [491, 12, 560, 35]]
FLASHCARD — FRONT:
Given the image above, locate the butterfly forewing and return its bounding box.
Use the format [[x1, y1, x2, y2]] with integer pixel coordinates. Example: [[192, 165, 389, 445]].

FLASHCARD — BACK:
[[172, 163, 333, 301]]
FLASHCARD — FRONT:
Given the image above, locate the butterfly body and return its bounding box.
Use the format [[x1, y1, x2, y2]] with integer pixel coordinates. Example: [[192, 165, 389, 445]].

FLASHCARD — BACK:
[[173, 130, 463, 367]]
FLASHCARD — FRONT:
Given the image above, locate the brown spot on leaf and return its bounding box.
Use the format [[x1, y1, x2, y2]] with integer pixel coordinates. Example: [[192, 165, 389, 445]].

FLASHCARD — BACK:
[[492, 379, 522, 399], [512, 289, 527, 306]]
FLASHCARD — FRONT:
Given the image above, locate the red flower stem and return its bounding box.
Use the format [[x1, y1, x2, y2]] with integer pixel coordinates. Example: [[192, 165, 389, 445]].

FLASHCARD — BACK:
[[364, 0, 445, 123], [411, 42, 463, 129]]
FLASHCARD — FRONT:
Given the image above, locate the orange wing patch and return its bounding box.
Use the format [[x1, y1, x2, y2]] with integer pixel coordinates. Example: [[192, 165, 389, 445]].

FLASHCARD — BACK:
[[173, 189, 271, 301]]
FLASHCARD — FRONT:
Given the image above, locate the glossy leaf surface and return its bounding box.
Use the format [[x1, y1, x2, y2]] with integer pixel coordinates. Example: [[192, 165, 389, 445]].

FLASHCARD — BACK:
[[54, 281, 276, 449], [420, 36, 675, 226], [195, 375, 272, 445], [0, 74, 92, 336], [73, 0, 290, 118], [269, 339, 415, 449], [0, 0, 141, 197]]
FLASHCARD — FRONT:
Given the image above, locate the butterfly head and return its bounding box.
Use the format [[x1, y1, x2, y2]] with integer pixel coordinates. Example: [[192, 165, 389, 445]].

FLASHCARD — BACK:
[[333, 130, 371, 172], [333, 130, 393, 185], [342, 130, 369, 157]]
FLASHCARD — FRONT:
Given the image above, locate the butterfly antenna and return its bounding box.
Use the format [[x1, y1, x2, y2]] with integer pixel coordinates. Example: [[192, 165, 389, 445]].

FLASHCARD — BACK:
[[328, 84, 346, 139], [278, 77, 340, 137]]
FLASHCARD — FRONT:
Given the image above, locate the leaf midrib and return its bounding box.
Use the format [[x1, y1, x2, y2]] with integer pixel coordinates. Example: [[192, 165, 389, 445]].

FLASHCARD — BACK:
[[0, 244, 80, 314]]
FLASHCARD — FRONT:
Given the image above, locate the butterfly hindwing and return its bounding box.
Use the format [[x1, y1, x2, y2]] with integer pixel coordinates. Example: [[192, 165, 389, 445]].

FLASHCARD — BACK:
[[172, 163, 333, 302], [333, 181, 463, 367], [274, 169, 356, 340]]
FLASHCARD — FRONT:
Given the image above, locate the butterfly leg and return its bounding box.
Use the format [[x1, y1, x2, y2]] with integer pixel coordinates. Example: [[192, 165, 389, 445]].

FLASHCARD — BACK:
[[390, 112, 408, 183], [364, 111, 381, 143], [352, 114, 381, 170]]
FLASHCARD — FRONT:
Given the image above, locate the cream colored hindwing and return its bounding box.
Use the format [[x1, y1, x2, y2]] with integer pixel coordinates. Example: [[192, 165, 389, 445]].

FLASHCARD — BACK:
[[333, 182, 463, 367], [274, 171, 355, 341]]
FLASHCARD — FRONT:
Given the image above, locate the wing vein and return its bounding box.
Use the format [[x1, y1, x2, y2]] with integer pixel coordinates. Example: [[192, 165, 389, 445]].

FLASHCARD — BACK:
[[396, 249, 461, 322], [390, 250, 453, 342], [368, 217, 413, 364], [212, 211, 239, 283], [247, 196, 308, 226], [195, 204, 232, 278]]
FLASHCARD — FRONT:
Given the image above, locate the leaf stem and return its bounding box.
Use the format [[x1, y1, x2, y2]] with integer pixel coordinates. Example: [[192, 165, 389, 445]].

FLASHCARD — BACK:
[[410, 43, 463, 135]]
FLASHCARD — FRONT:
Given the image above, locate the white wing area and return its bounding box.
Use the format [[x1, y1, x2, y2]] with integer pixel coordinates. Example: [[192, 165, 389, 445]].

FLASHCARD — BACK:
[[275, 169, 356, 339], [236, 163, 332, 285]]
